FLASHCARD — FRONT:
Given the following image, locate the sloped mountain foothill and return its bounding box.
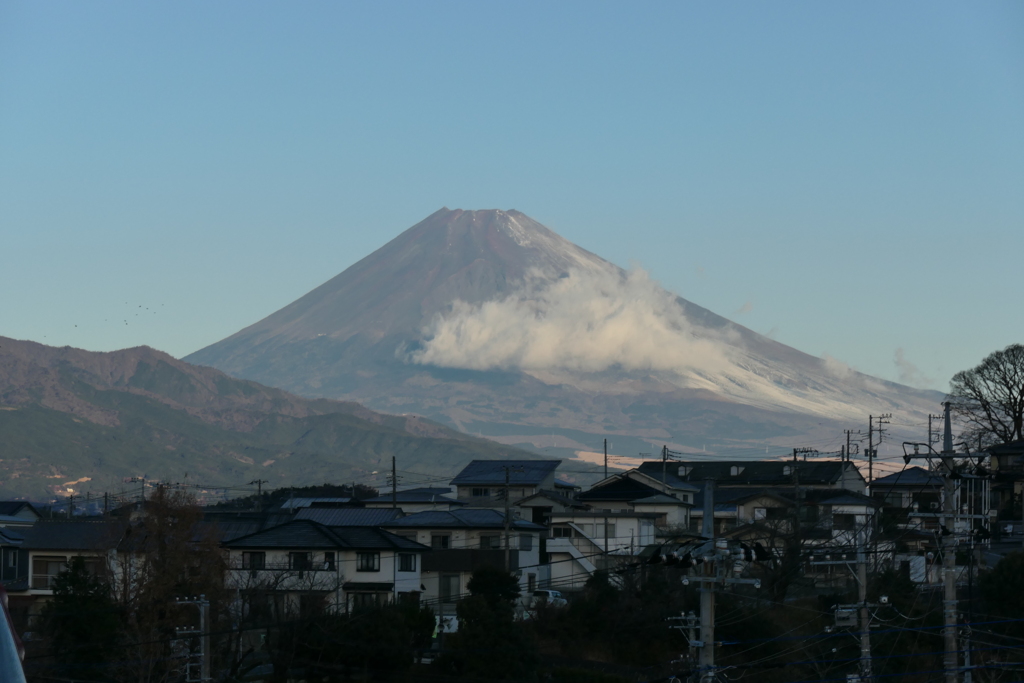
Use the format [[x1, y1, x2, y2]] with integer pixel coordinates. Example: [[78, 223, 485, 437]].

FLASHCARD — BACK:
[[0, 336, 532, 499]]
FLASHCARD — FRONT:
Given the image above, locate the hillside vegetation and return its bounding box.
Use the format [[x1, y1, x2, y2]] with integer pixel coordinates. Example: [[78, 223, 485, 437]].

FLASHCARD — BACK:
[[0, 337, 530, 499]]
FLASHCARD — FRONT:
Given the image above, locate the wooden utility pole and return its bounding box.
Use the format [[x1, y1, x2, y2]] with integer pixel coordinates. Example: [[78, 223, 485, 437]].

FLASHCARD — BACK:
[[604, 438, 608, 480], [392, 456, 397, 509]]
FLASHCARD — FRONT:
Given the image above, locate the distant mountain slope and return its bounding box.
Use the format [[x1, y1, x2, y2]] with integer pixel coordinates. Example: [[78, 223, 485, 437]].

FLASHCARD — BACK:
[[186, 208, 943, 458], [0, 336, 532, 499]]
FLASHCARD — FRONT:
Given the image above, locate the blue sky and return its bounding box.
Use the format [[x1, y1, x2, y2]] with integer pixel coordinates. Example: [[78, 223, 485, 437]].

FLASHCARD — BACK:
[[1, 1, 1021, 390]]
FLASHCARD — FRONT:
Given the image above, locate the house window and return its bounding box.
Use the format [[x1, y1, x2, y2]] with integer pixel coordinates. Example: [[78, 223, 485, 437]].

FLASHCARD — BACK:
[[753, 508, 767, 521], [519, 533, 533, 551], [431, 534, 450, 550], [31, 555, 67, 590], [479, 534, 500, 549], [730, 466, 744, 476], [551, 526, 573, 538], [440, 574, 460, 603], [399, 553, 416, 572], [350, 592, 383, 611], [323, 552, 336, 571], [289, 552, 312, 571], [242, 552, 266, 570], [357, 552, 380, 572], [6, 549, 17, 569], [527, 573, 536, 592], [472, 488, 491, 497]]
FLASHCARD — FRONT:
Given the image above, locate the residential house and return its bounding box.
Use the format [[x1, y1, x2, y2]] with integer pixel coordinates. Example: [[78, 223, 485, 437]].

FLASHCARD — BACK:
[[578, 474, 694, 528], [450, 460, 574, 507], [0, 519, 127, 627], [515, 489, 586, 526], [987, 440, 1024, 523], [0, 504, 40, 530], [545, 509, 659, 590], [222, 520, 429, 617], [381, 509, 544, 615]]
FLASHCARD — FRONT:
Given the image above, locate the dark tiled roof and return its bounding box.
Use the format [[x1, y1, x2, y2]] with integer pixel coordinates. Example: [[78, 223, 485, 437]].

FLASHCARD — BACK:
[[450, 460, 561, 486], [0, 528, 23, 545], [0, 502, 38, 517], [296, 508, 404, 526], [579, 476, 663, 502], [383, 509, 546, 531], [625, 466, 701, 492], [641, 460, 853, 487], [19, 520, 127, 551], [330, 527, 428, 551], [203, 512, 295, 542], [223, 520, 342, 549], [223, 520, 429, 551], [872, 466, 943, 487]]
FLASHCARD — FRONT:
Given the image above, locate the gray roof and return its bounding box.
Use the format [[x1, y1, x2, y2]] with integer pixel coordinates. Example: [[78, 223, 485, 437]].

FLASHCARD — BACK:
[[295, 507, 404, 526], [383, 509, 546, 531], [871, 466, 943, 488], [631, 494, 688, 506], [363, 488, 464, 505], [275, 497, 353, 512], [451, 460, 561, 487], [19, 520, 127, 551], [223, 520, 428, 551]]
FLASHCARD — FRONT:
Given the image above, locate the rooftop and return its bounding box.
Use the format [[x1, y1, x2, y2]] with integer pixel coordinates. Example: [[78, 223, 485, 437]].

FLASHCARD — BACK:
[[383, 508, 546, 531], [451, 460, 561, 487]]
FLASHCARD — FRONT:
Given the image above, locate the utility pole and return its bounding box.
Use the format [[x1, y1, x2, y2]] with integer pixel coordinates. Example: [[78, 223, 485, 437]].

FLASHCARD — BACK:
[[662, 444, 668, 491], [500, 465, 524, 573], [844, 429, 859, 463], [249, 479, 268, 512], [175, 595, 210, 682], [699, 478, 716, 683], [392, 456, 398, 509], [940, 402, 959, 683], [604, 438, 608, 481], [866, 415, 891, 490], [857, 541, 873, 682]]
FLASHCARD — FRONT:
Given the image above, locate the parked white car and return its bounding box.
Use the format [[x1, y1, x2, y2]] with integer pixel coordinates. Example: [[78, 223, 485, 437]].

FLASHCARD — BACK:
[[526, 589, 567, 608]]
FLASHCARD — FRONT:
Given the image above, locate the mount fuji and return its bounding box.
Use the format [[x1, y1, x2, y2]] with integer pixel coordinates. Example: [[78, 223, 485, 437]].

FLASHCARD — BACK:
[[186, 208, 942, 463]]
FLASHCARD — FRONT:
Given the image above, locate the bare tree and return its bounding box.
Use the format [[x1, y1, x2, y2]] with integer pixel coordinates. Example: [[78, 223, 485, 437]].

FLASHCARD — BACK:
[[948, 343, 1024, 448]]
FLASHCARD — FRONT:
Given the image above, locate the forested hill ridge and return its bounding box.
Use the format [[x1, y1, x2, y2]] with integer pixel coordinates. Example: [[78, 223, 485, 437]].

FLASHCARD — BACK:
[[0, 336, 532, 500]]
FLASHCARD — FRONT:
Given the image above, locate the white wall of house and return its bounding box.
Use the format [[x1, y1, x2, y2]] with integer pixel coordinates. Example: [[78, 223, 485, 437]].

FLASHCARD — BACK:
[[223, 547, 422, 610]]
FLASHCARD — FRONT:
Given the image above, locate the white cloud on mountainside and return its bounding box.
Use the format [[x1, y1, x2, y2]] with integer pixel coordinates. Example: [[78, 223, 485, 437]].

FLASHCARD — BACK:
[[410, 267, 732, 378], [407, 267, 918, 421]]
